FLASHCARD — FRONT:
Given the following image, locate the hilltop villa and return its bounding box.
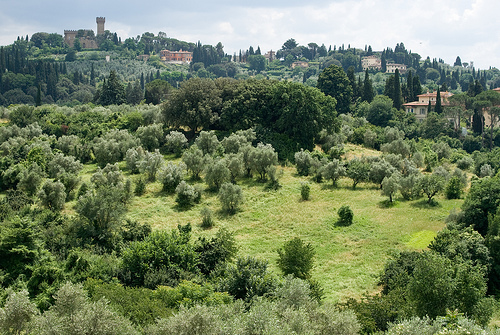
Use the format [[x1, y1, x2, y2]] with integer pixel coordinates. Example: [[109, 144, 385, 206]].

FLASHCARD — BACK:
[[403, 91, 453, 121]]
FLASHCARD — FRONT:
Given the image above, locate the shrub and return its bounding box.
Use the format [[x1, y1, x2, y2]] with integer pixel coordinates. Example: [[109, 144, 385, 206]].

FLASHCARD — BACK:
[[218, 182, 243, 214], [277, 237, 315, 280], [346, 158, 370, 189], [445, 176, 464, 199], [321, 159, 346, 186], [337, 205, 353, 226], [135, 178, 146, 196], [200, 207, 214, 228], [221, 133, 248, 154], [480, 164, 494, 178], [175, 181, 201, 208], [300, 182, 310, 201]]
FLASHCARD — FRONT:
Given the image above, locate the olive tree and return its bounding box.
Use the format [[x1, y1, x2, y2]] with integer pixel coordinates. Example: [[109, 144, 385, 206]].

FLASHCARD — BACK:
[[182, 145, 205, 179], [321, 159, 346, 186], [165, 131, 188, 157], [249, 143, 278, 180], [38, 180, 66, 211], [218, 182, 244, 214]]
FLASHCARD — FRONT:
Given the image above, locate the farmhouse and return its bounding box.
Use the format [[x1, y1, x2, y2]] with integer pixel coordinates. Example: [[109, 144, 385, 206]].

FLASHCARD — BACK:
[[159, 49, 193, 63]]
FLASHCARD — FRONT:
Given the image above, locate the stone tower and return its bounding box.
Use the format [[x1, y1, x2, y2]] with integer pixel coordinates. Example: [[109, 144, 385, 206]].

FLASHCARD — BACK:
[[96, 17, 105, 35]]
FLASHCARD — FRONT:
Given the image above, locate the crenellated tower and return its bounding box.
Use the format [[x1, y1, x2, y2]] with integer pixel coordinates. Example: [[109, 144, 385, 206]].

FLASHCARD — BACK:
[[96, 17, 105, 35]]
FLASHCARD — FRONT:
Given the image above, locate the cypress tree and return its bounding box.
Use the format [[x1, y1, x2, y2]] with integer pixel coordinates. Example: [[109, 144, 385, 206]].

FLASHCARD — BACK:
[[393, 69, 402, 110], [412, 75, 422, 101], [362, 69, 374, 103], [435, 87, 443, 114], [406, 71, 414, 102], [36, 83, 42, 106], [90, 63, 96, 86], [140, 72, 145, 90]]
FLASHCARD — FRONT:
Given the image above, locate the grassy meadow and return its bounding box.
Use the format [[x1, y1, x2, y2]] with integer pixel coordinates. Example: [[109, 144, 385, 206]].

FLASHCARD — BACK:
[[65, 145, 463, 303]]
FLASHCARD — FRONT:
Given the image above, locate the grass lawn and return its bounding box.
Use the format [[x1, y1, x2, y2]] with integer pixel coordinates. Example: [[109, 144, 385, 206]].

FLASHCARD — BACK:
[[66, 157, 462, 303]]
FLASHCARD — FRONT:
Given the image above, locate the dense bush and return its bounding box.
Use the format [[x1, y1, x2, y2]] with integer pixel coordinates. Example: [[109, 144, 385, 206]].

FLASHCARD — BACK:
[[277, 237, 315, 280], [337, 205, 354, 226]]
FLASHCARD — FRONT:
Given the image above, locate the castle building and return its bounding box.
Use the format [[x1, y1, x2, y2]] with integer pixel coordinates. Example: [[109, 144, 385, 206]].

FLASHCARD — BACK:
[[64, 17, 105, 49]]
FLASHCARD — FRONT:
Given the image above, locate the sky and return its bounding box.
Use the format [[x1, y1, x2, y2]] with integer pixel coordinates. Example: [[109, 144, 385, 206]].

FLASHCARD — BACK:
[[1, 0, 500, 70]]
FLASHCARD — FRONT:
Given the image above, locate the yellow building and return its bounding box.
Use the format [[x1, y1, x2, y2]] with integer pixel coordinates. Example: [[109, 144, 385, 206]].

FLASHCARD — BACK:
[[403, 91, 453, 121]]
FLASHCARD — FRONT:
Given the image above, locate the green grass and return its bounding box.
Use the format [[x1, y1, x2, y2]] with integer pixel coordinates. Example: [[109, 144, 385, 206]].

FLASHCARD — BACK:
[[67, 158, 463, 303]]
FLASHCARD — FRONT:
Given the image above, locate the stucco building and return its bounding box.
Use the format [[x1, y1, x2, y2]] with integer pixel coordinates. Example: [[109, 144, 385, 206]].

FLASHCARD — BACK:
[[159, 49, 193, 63], [403, 91, 453, 121]]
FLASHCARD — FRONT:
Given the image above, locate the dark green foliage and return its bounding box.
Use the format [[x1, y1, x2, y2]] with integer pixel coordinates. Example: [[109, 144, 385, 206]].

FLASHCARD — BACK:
[[120, 225, 199, 288], [195, 228, 237, 276], [365, 95, 396, 127], [163, 78, 222, 134], [134, 177, 146, 196], [144, 79, 171, 105], [317, 64, 352, 114], [337, 205, 354, 226], [445, 176, 464, 199], [121, 219, 151, 243], [94, 70, 126, 106], [300, 182, 310, 201], [217, 256, 278, 301], [276, 237, 315, 280], [429, 226, 490, 268], [0, 216, 39, 287], [460, 174, 500, 236]]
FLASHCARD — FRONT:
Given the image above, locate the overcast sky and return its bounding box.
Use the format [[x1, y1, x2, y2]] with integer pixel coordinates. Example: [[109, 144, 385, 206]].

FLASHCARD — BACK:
[[1, 0, 499, 69]]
